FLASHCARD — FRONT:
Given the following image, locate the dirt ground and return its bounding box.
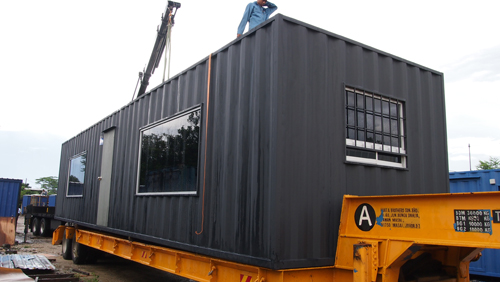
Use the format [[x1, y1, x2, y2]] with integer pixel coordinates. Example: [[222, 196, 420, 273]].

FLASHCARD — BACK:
[[8, 218, 194, 282]]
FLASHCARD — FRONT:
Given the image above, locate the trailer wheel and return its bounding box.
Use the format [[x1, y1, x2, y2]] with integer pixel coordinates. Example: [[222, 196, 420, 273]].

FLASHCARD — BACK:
[[40, 218, 51, 237], [71, 233, 89, 264], [85, 247, 102, 264], [32, 217, 41, 236], [62, 229, 72, 260]]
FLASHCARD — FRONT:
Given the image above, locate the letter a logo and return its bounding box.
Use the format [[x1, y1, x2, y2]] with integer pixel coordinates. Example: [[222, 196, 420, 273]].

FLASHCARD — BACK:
[[354, 204, 376, 231], [358, 205, 372, 226]]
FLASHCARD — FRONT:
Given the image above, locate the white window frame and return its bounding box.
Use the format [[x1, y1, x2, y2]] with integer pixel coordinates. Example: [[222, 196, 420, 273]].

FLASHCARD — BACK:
[[66, 151, 86, 198]]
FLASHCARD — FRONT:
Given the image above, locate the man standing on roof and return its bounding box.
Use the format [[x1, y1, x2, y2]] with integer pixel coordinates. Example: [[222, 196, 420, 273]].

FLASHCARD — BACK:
[[237, 0, 278, 37]]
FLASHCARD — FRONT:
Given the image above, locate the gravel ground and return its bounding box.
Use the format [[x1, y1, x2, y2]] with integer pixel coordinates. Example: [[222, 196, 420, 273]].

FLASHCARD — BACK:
[[6, 217, 193, 282]]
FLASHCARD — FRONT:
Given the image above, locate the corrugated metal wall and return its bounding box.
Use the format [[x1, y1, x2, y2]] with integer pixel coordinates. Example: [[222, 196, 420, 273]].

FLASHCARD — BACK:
[[450, 169, 500, 278], [0, 178, 22, 217], [56, 14, 448, 269], [271, 17, 448, 268]]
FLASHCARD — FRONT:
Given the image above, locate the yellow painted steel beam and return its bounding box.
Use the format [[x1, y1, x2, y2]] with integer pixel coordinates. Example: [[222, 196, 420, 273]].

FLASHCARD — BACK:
[[75, 229, 339, 282], [353, 244, 369, 282], [53, 192, 500, 282], [52, 225, 64, 245]]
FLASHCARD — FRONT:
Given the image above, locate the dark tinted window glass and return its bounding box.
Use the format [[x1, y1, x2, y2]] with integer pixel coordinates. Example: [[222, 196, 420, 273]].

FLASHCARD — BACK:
[[357, 130, 365, 141], [365, 96, 373, 111], [366, 114, 374, 130], [68, 153, 86, 196], [346, 148, 376, 159], [374, 115, 382, 131], [347, 109, 355, 126], [374, 98, 381, 113], [383, 135, 391, 146], [366, 132, 374, 143], [138, 108, 201, 194], [383, 117, 390, 133], [357, 111, 365, 127], [390, 102, 398, 117], [347, 128, 356, 139], [382, 100, 390, 115], [375, 134, 383, 144], [391, 118, 398, 134], [347, 91, 355, 107], [356, 93, 364, 108], [379, 153, 401, 163], [391, 137, 399, 147]]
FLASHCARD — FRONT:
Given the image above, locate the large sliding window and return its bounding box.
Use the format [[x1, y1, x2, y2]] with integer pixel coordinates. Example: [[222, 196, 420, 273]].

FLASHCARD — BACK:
[[67, 152, 86, 197], [137, 107, 201, 195], [345, 86, 407, 168]]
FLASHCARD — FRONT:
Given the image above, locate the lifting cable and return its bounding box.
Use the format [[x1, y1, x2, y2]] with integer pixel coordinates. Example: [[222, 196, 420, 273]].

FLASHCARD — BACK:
[[196, 53, 212, 235], [162, 11, 173, 82]]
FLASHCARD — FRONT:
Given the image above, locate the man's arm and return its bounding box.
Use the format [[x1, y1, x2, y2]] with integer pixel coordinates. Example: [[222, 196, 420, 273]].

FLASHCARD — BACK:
[[237, 3, 253, 37], [264, 1, 277, 16]]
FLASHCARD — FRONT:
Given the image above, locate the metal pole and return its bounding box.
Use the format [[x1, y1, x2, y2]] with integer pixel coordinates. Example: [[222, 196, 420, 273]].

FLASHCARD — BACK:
[[132, 72, 143, 101], [469, 144, 471, 171]]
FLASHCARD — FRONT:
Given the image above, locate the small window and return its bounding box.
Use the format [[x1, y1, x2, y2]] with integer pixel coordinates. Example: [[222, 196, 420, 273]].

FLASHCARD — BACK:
[[137, 107, 201, 195], [67, 152, 86, 197], [345, 87, 406, 168]]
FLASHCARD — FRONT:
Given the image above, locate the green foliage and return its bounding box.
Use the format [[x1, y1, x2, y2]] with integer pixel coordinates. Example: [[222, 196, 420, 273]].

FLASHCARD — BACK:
[[476, 157, 500, 170], [20, 182, 37, 198], [82, 274, 99, 282], [35, 176, 58, 194]]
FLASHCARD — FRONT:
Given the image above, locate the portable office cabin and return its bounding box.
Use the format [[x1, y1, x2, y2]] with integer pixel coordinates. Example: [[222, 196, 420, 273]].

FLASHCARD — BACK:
[[55, 14, 449, 270], [450, 169, 500, 278]]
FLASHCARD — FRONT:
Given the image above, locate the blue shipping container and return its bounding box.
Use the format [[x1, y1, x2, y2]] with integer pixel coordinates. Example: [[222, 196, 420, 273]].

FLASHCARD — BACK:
[[450, 169, 500, 278], [0, 178, 22, 217], [21, 195, 31, 214], [48, 194, 56, 207]]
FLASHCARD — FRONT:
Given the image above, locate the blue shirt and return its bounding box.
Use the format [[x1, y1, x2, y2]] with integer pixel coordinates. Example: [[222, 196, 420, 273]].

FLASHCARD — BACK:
[[237, 1, 278, 35]]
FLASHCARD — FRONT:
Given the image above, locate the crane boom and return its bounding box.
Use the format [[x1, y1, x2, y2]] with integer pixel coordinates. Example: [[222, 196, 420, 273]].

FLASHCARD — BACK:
[[136, 1, 180, 98]]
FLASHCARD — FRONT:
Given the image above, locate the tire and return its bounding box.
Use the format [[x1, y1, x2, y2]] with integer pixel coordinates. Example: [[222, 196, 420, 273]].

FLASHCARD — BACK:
[[71, 233, 89, 264], [62, 229, 72, 260], [32, 217, 41, 236], [40, 218, 51, 237], [85, 247, 101, 264]]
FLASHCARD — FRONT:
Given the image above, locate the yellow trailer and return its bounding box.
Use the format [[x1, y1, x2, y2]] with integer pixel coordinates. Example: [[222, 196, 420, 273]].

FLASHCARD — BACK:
[[53, 192, 500, 282]]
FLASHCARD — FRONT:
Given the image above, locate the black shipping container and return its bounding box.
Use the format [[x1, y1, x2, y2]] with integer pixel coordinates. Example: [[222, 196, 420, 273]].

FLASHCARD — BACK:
[[55, 14, 449, 270]]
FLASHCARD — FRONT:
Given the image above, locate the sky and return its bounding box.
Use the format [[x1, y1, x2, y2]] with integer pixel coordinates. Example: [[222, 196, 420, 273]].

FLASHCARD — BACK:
[[1, 0, 499, 188]]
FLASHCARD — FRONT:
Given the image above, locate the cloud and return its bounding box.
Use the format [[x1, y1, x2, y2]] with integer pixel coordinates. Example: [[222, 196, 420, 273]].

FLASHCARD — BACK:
[[0, 131, 64, 187], [443, 45, 500, 83], [447, 136, 500, 172]]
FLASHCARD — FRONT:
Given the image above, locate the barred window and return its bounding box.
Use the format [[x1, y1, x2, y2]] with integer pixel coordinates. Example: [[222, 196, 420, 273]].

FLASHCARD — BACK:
[[345, 87, 406, 168]]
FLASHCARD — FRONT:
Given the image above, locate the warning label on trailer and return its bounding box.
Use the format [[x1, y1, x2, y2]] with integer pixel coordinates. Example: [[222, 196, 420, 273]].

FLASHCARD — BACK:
[[454, 209, 492, 234], [240, 275, 252, 282], [376, 207, 421, 229]]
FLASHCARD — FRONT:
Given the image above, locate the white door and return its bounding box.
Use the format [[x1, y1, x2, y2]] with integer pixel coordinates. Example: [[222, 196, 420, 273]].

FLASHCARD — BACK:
[[96, 128, 115, 226]]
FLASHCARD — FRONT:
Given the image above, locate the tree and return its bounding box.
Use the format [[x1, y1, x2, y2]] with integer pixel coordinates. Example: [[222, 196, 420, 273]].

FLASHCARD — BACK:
[[35, 176, 58, 194], [20, 182, 38, 198], [476, 157, 500, 170]]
